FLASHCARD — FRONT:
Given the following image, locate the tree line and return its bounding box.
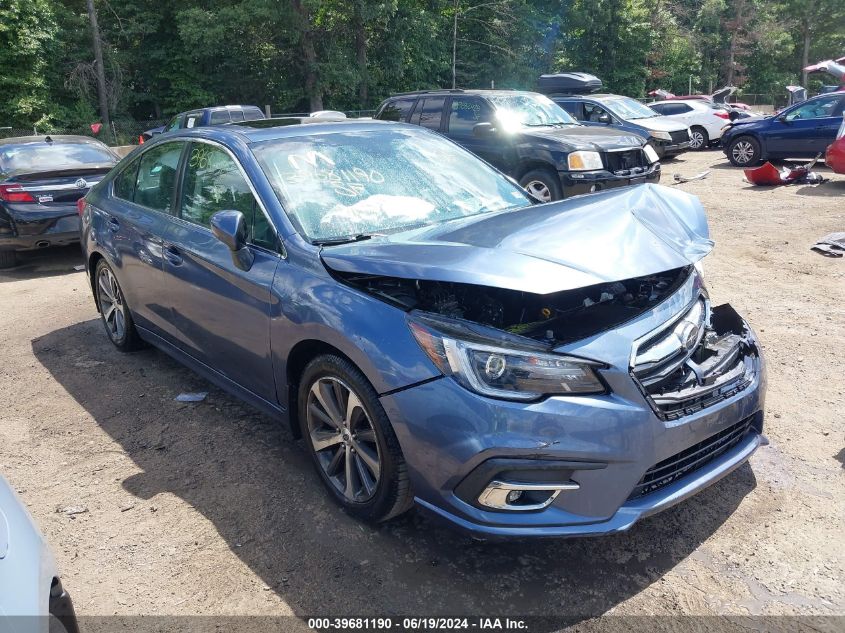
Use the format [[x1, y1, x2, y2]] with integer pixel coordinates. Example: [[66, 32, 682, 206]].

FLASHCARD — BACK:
[[1, 0, 843, 131]]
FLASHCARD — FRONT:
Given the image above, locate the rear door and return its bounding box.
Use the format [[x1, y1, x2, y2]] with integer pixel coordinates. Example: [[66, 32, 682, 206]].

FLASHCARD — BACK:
[[96, 140, 186, 338], [160, 140, 280, 401]]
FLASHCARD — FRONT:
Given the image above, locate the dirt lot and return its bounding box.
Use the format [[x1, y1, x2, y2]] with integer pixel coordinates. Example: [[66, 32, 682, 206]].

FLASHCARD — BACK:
[[1, 150, 843, 628]]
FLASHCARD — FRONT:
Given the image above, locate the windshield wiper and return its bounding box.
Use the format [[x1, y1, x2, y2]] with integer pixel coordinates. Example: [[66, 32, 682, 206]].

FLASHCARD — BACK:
[[314, 233, 378, 247]]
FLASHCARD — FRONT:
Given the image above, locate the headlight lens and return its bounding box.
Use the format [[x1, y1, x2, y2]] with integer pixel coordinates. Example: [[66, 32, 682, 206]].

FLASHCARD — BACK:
[[567, 150, 603, 171], [837, 115, 845, 140], [643, 144, 660, 163], [649, 130, 672, 141], [408, 317, 604, 401]]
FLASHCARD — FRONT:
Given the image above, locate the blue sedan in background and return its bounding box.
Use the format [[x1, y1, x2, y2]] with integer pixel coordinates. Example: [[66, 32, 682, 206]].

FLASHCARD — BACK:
[[80, 118, 765, 538], [722, 92, 845, 166]]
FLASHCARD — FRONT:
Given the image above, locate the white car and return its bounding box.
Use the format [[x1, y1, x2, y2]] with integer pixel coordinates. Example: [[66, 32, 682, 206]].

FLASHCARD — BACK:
[[0, 475, 78, 633], [648, 99, 735, 150]]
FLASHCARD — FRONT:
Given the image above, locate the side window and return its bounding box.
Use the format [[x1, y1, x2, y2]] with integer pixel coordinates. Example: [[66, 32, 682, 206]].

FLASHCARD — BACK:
[[649, 103, 667, 115], [134, 142, 184, 214], [180, 143, 276, 250], [378, 98, 416, 122], [785, 96, 841, 121], [676, 104, 693, 114], [447, 97, 490, 135], [558, 101, 584, 120], [210, 110, 230, 125], [113, 158, 139, 201], [185, 112, 202, 129], [229, 109, 245, 122], [584, 102, 610, 123], [412, 97, 445, 130]]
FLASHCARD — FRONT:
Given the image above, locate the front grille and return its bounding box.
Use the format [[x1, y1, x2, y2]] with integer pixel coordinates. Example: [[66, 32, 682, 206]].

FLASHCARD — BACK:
[[631, 302, 758, 421], [628, 415, 756, 500], [670, 129, 690, 144], [605, 149, 648, 175]]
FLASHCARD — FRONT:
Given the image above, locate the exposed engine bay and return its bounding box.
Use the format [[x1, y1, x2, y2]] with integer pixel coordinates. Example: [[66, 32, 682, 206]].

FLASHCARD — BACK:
[[337, 266, 691, 345]]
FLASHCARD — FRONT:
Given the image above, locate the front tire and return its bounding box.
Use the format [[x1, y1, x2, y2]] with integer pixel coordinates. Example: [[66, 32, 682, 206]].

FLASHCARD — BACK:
[[689, 126, 709, 151], [95, 259, 143, 351], [299, 354, 413, 522], [518, 168, 562, 202], [0, 250, 17, 269], [728, 136, 762, 166]]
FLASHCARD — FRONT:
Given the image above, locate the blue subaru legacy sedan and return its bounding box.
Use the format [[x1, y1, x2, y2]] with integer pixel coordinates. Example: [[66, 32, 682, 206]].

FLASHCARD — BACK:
[[80, 118, 766, 538]]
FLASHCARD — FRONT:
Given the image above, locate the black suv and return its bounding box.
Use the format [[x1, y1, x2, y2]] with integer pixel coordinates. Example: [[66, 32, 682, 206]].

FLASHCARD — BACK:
[[374, 89, 660, 201]]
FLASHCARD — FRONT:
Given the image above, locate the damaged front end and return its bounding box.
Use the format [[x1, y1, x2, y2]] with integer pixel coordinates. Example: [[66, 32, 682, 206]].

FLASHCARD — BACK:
[[631, 299, 760, 420]]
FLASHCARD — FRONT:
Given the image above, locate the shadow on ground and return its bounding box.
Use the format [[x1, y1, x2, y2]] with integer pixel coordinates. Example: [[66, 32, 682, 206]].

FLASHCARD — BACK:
[[33, 319, 758, 624], [0, 245, 84, 283]]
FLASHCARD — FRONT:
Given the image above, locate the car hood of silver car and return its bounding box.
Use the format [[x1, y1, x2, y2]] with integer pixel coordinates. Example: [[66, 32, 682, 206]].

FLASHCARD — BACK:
[[321, 184, 714, 295]]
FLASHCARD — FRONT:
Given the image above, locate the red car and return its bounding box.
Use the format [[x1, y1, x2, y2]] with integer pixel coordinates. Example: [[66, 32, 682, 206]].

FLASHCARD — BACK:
[[826, 116, 845, 174]]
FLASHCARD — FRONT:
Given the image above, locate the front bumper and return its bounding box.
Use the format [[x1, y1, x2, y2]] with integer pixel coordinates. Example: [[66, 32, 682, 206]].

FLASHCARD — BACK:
[[652, 139, 691, 157], [380, 300, 766, 539], [560, 162, 660, 197], [0, 204, 81, 251]]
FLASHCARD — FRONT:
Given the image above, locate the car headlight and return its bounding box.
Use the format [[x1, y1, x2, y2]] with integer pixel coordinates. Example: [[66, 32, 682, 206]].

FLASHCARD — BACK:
[[649, 130, 672, 141], [567, 150, 603, 171], [643, 144, 660, 163], [408, 315, 604, 401]]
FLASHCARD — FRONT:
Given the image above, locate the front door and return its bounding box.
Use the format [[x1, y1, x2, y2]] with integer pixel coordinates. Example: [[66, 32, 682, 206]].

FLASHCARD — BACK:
[[768, 95, 845, 156], [161, 140, 281, 402], [445, 96, 506, 170]]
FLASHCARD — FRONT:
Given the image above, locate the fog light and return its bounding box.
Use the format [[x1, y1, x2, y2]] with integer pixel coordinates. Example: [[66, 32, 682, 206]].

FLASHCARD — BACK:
[[477, 480, 580, 511]]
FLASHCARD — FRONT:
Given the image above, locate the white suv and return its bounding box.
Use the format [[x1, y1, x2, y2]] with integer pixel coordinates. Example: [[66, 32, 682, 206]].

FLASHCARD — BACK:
[[648, 99, 734, 150]]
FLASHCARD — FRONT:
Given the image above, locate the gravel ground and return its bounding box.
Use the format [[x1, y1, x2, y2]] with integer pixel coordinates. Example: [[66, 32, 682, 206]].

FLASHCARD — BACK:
[[1, 150, 843, 628]]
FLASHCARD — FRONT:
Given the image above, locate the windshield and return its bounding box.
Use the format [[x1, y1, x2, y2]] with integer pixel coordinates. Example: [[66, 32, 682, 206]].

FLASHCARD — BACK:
[[0, 142, 116, 174], [487, 94, 577, 128], [252, 128, 531, 243], [603, 97, 660, 120]]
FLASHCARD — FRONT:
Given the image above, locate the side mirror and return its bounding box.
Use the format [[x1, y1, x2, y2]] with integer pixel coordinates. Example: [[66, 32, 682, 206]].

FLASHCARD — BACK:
[[473, 122, 497, 137], [598, 113, 612, 124], [777, 114, 790, 124], [211, 210, 254, 271]]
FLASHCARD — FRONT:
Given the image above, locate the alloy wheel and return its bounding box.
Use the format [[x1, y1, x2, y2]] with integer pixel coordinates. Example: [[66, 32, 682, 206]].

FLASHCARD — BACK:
[[524, 180, 552, 202], [97, 267, 127, 342], [731, 141, 755, 164], [689, 130, 705, 150], [306, 376, 381, 502]]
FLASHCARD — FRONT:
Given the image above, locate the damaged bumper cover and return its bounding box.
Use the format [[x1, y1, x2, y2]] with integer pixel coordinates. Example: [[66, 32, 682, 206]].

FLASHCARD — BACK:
[[379, 278, 765, 539]]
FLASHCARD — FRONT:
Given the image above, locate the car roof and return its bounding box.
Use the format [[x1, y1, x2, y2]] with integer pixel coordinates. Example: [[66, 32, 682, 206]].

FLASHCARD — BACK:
[[386, 89, 536, 99], [158, 117, 407, 145], [0, 134, 111, 148], [651, 99, 706, 106]]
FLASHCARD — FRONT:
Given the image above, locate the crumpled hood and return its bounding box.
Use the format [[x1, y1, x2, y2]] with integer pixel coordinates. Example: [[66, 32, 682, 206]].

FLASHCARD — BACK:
[[321, 184, 713, 295], [521, 125, 645, 151]]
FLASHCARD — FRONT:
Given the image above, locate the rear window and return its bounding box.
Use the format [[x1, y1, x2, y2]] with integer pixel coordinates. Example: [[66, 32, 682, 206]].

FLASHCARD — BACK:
[[242, 107, 265, 121], [0, 142, 115, 174]]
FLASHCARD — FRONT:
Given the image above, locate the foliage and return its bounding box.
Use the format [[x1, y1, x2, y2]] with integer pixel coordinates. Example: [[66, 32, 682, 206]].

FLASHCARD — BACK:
[[2, 0, 844, 129]]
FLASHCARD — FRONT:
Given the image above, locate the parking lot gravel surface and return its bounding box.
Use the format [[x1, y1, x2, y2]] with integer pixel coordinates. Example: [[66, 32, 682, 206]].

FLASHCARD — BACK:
[[1, 150, 843, 628]]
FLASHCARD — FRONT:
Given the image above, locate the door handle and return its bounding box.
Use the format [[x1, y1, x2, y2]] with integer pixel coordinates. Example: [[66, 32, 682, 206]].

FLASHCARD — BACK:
[[163, 245, 183, 266], [107, 217, 120, 232]]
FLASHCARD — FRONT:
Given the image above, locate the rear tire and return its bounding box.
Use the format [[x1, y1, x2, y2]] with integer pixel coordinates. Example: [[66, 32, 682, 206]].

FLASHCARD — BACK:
[[299, 354, 413, 522], [728, 136, 762, 166], [0, 250, 17, 269], [94, 259, 143, 352], [689, 126, 709, 151], [518, 168, 562, 202]]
